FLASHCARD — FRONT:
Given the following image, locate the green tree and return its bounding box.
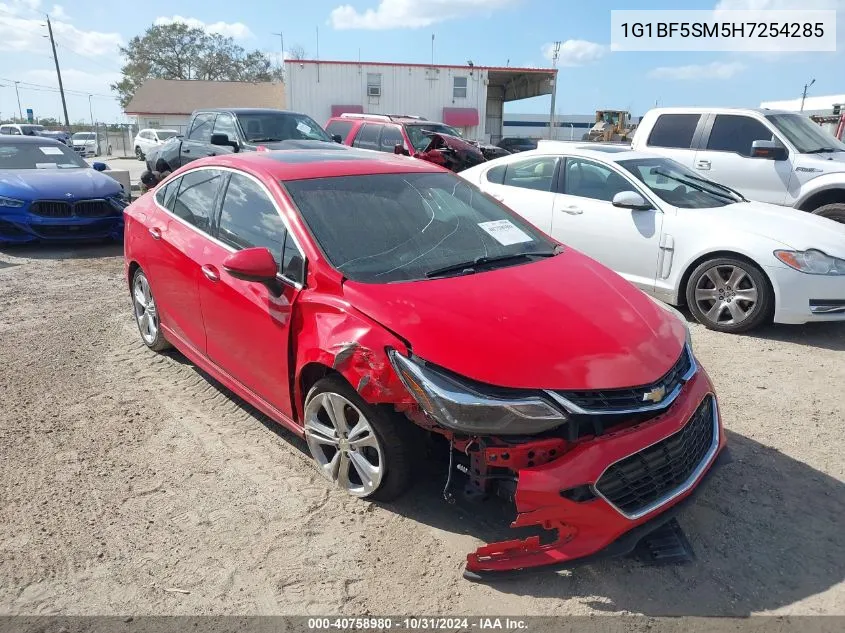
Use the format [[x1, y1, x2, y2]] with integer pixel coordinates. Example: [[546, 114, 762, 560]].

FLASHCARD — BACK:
[[112, 22, 282, 108], [38, 117, 60, 127]]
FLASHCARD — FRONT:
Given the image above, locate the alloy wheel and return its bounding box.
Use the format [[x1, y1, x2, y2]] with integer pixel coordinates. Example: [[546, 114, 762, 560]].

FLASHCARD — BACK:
[[133, 273, 159, 345], [694, 264, 758, 327], [304, 392, 384, 497]]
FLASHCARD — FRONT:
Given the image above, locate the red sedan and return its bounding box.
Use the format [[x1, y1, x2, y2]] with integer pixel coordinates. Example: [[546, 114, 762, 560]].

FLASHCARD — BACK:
[[123, 148, 727, 579]]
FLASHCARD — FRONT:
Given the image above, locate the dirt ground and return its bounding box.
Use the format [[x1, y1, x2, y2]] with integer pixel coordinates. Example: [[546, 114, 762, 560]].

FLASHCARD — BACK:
[[1, 243, 843, 617]]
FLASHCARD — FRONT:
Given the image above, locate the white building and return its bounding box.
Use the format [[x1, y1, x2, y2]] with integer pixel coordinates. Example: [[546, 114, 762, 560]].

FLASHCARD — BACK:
[[760, 93, 845, 116], [502, 113, 596, 140], [285, 59, 556, 143]]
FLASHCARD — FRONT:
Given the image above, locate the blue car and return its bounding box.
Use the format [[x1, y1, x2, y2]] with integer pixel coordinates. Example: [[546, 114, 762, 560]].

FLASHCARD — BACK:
[[0, 136, 127, 244]]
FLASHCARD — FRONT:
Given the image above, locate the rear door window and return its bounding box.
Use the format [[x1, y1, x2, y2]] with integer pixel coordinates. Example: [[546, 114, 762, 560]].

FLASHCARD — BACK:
[[502, 157, 559, 192], [170, 169, 224, 232], [155, 178, 180, 210], [352, 123, 381, 150], [647, 114, 701, 149]]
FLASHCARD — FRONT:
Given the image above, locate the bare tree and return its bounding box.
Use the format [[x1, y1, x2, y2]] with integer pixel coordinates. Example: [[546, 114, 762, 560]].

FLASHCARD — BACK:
[[287, 44, 307, 60]]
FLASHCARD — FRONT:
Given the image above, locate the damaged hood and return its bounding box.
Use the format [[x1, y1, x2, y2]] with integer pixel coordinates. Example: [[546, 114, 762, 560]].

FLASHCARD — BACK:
[[424, 132, 485, 159], [343, 250, 687, 391]]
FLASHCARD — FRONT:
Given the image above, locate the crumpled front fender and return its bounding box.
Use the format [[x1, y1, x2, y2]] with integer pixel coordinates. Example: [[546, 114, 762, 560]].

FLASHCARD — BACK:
[[292, 294, 414, 418]]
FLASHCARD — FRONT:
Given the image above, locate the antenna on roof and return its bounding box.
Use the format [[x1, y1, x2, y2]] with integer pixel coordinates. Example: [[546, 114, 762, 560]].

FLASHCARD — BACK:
[[431, 33, 435, 66]]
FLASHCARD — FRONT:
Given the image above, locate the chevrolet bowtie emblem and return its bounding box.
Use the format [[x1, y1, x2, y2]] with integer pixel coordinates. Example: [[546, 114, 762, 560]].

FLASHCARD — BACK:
[[642, 385, 666, 403]]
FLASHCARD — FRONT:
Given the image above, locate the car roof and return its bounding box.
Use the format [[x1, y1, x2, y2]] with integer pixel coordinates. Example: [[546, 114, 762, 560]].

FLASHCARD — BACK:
[[646, 106, 793, 117], [192, 108, 308, 116], [0, 135, 62, 145], [530, 140, 647, 162], [179, 147, 447, 180], [330, 114, 449, 126]]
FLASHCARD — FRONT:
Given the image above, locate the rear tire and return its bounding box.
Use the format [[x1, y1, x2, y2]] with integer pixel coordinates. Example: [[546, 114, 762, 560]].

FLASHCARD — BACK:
[[303, 375, 414, 502], [811, 203, 845, 223], [685, 257, 772, 333], [131, 268, 171, 352]]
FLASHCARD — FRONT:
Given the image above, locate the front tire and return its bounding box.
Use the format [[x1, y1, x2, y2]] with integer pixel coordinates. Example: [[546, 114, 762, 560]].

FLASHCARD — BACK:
[[685, 257, 772, 333], [303, 376, 413, 501], [135, 146, 144, 161], [811, 203, 845, 223], [132, 268, 170, 352]]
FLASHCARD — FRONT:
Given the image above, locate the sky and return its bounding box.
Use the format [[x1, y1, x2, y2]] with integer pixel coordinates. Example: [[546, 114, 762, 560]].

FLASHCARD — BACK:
[[0, 0, 843, 124]]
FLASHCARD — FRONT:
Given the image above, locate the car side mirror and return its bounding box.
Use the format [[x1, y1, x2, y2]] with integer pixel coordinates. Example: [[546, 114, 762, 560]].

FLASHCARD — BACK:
[[211, 133, 239, 151], [394, 143, 410, 156], [222, 247, 279, 284], [332, 134, 343, 143], [91, 162, 108, 172], [612, 191, 652, 211], [751, 140, 787, 160]]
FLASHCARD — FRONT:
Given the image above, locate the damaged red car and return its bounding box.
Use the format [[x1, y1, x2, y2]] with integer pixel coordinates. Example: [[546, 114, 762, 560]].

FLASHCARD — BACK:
[[123, 147, 727, 580], [325, 113, 487, 172]]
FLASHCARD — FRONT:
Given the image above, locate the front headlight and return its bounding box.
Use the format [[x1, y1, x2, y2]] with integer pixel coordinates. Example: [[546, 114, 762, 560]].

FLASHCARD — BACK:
[[388, 350, 567, 435], [774, 249, 845, 276], [0, 195, 25, 208]]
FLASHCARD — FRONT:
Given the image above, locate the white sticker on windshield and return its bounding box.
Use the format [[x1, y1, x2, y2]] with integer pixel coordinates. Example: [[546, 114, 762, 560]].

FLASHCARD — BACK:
[[35, 163, 59, 169], [478, 220, 533, 246], [39, 146, 63, 155], [296, 121, 311, 135]]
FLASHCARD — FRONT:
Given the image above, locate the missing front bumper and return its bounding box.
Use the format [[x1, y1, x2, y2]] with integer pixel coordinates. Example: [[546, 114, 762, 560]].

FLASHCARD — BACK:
[[462, 445, 732, 582]]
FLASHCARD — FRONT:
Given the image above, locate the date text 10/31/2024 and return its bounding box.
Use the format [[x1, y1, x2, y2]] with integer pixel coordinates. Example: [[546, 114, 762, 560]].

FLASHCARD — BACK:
[[307, 617, 529, 630]]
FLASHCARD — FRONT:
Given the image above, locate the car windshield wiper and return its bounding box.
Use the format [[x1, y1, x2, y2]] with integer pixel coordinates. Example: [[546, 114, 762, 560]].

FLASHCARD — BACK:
[[804, 147, 840, 154], [652, 169, 744, 203], [673, 170, 749, 202], [424, 249, 560, 279], [248, 137, 284, 143]]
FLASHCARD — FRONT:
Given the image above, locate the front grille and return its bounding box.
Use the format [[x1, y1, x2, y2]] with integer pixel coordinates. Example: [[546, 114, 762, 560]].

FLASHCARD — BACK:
[[30, 201, 72, 218], [74, 200, 114, 218], [554, 346, 694, 413], [595, 395, 717, 517], [29, 199, 117, 219]]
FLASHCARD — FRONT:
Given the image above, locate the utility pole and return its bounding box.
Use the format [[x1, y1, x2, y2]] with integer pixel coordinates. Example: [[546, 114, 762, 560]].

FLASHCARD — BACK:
[[88, 94, 95, 130], [548, 41, 561, 140], [800, 78, 816, 112], [46, 15, 70, 126], [14, 81, 23, 120], [271, 32, 285, 81]]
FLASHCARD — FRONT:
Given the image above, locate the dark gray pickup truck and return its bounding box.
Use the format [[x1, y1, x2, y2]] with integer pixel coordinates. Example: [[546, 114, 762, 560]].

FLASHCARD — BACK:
[[145, 108, 344, 172]]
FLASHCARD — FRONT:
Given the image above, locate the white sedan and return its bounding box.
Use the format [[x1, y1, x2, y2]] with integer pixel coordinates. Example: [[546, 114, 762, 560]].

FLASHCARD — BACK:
[[460, 141, 845, 333], [133, 128, 179, 161]]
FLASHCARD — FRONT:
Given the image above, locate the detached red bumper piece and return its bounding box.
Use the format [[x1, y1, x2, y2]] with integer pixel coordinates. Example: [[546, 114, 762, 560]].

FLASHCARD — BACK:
[[464, 370, 727, 580]]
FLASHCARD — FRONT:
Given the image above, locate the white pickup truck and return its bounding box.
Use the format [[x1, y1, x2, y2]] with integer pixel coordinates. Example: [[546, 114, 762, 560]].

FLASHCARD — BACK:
[[631, 107, 845, 223]]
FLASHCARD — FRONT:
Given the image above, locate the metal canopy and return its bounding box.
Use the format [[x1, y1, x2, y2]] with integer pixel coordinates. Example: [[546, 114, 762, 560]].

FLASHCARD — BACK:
[[487, 69, 556, 102]]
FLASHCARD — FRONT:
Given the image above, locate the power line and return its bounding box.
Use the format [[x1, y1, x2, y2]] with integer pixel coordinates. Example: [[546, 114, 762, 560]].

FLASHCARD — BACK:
[[0, 77, 116, 100]]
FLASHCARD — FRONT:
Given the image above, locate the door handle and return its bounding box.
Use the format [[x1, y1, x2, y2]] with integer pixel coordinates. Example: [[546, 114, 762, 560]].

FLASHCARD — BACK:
[[183, 148, 191, 154], [695, 160, 711, 170], [561, 206, 583, 215], [201, 264, 219, 282], [148, 227, 162, 240]]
